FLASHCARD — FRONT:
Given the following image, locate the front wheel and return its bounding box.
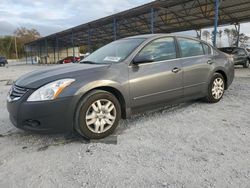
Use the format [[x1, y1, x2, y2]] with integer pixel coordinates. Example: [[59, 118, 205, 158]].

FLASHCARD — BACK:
[[243, 60, 249, 68], [205, 73, 225, 103], [75, 90, 121, 139]]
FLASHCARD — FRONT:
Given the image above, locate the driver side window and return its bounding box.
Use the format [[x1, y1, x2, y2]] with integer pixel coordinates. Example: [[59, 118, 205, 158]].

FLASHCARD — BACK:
[[137, 37, 177, 62]]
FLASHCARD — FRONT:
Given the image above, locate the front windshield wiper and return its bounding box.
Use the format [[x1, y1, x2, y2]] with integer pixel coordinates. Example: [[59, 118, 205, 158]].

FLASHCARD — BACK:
[[80, 60, 112, 65], [80, 61, 98, 64]]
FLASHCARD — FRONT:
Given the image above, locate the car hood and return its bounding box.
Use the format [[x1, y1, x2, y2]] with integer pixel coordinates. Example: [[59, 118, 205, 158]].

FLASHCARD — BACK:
[[15, 63, 110, 89]]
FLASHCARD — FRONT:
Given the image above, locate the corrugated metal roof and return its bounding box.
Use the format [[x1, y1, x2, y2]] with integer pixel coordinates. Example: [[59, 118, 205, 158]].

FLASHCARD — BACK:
[[26, 0, 250, 49]]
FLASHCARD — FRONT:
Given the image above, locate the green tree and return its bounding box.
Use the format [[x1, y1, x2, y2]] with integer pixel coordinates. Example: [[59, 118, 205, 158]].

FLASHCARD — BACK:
[[239, 33, 250, 48], [13, 27, 41, 58], [79, 45, 89, 54], [202, 30, 210, 42], [0, 36, 16, 58], [0, 27, 41, 59], [224, 28, 238, 47], [217, 30, 223, 48]]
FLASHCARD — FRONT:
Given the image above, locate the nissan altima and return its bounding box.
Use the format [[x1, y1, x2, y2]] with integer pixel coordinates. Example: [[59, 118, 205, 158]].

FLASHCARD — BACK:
[[7, 34, 234, 139]]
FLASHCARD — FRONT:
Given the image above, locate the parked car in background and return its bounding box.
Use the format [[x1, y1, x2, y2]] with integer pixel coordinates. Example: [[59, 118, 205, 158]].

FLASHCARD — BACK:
[[57, 56, 80, 64], [219, 47, 250, 68], [7, 34, 234, 139], [0, 56, 8, 67]]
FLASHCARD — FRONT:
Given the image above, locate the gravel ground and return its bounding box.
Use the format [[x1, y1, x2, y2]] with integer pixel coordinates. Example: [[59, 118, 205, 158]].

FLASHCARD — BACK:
[[0, 63, 249, 188]]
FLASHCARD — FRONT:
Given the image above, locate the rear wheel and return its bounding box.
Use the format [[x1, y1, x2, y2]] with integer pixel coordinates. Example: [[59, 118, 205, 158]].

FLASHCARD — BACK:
[[243, 60, 249, 68], [205, 73, 225, 103], [75, 90, 121, 139]]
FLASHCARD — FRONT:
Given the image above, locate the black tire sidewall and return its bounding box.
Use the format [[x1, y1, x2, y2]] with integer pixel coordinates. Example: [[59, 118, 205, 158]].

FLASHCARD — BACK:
[[206, 73, 225, 103], [75, 90, 121, 139]]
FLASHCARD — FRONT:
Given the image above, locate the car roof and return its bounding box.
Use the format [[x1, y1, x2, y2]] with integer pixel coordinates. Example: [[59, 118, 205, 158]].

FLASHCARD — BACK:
[[125, 33, 196, 39], [123, 33, 210, 46]]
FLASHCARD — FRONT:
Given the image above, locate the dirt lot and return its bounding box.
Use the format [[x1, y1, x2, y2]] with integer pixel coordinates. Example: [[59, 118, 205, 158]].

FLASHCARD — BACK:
[[0, 63, 249, 188]]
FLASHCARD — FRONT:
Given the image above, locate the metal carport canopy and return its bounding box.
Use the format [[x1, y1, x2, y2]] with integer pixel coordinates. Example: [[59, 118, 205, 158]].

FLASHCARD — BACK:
[[25, 0, 250, 50]]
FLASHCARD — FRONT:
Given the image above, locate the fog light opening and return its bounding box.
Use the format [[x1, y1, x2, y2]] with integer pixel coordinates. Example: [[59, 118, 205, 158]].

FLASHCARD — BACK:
[[24, 120, 41, 128]]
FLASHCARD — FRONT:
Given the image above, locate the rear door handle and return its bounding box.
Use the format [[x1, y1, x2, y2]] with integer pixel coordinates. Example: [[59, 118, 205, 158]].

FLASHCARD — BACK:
[[172, 67, 181, 73], [207, 59, 214, 65]]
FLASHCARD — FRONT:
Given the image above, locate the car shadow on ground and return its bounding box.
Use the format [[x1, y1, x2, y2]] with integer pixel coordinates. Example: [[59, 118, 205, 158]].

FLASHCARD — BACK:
[[0, 101, 196, 152]]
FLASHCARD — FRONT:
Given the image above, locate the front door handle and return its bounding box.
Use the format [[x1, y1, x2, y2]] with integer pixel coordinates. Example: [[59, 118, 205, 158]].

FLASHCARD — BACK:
[[207, 59, 214, 65], [172, 67, 181, 73]]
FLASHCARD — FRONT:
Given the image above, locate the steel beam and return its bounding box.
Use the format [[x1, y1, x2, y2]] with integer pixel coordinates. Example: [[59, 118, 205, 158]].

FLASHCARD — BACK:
[[25, 48, 28, 64], [88, 27, 92, 52], [213, 0, 220, 47], [113, 18, 117, 40], [31, 46, 33, 64], [56, 35, 59, 61], [53, 40, 56, 64], [45, 39, 48, 64], [72, 30, 75, 61], [150, 7, 154, 34], [235, 23, 240, 47]]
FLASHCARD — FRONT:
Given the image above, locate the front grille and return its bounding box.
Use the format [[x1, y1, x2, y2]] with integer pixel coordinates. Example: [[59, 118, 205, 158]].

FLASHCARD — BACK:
[[9, 85, 29, 101]]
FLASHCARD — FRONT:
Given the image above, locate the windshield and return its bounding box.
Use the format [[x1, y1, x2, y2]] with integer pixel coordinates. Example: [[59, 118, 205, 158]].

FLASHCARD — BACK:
[[80, 38, 145, 64]]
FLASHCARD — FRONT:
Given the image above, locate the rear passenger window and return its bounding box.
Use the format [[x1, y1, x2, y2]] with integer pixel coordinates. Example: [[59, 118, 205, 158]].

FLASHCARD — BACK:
[[178, 38, 204, 57], [202, 43, 211, 55], [138, 37, 176, 62], [238, 49, 246, 56]]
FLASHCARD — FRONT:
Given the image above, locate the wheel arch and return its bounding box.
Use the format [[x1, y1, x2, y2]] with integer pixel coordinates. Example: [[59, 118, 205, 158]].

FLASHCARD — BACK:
[[90, 86, 127, 119], [75, 83, 128, 119]]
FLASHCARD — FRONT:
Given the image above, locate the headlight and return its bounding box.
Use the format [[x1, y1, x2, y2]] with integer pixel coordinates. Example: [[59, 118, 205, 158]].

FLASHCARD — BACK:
[[27, 78, 75, 102]]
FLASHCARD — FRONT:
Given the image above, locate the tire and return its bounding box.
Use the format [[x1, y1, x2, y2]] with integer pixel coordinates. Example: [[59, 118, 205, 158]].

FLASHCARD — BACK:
[[243, 60, 249, 68], [74, 90, 121, 139], [205, 73, 225, 103]]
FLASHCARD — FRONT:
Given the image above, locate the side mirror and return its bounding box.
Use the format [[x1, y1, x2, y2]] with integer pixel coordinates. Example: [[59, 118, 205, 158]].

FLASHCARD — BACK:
[[133, 54, 154, 64]]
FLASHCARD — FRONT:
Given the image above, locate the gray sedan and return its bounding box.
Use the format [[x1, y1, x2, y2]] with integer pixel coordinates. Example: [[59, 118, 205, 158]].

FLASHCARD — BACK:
[[7, 34, 234, 139]]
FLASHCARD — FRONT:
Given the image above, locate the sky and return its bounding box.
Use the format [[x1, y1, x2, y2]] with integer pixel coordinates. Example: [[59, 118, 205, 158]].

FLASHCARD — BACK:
[[0, 0, 152, 36], [0, 0, 250, 47]]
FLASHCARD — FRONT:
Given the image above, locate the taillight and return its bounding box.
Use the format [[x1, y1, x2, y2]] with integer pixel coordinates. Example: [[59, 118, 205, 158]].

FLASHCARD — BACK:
[[228, 55, 234, 65]]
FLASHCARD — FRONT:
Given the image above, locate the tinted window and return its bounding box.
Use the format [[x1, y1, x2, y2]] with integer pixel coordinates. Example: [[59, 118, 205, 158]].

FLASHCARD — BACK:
[[219, 48, 236, 54], [202, 43, 211, 55], [238, 49, 246, 56], [178, 38, 204, 57], [137, 37, 176, 62]]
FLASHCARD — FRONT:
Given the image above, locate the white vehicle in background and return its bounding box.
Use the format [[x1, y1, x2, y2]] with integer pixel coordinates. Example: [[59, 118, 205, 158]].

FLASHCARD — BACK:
[[79, 52, 90, 61]]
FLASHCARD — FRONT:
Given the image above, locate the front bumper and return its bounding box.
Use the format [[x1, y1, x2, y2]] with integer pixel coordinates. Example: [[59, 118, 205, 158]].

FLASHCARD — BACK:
[[7, 90, 77, 133]]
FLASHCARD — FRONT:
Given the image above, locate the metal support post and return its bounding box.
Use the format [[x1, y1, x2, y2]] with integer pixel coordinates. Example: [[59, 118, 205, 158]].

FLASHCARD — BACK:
[[213, 0, 220, 47]]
